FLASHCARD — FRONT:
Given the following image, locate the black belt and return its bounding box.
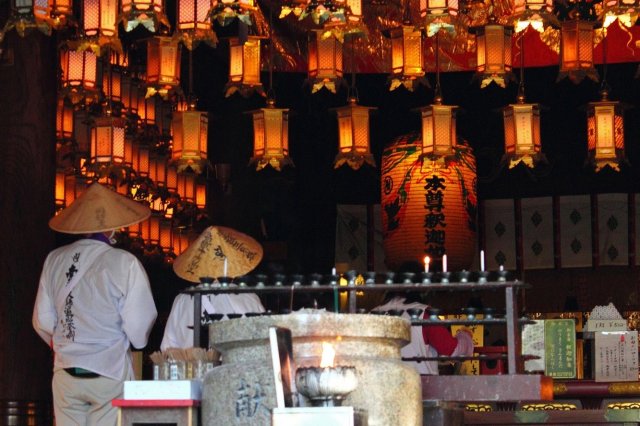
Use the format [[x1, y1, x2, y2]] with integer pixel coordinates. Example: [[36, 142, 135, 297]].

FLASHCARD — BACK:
[[64, 368, 100, 378]]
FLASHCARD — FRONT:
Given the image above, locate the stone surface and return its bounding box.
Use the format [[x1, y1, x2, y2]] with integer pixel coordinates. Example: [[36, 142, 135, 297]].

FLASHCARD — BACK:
[[203, 310, 422, 426]]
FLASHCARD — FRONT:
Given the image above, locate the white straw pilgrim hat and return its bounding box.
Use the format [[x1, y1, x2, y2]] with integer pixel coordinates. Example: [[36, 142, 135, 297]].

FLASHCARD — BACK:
[[49, 183, 151, 234], [173, 226, 263, 282]]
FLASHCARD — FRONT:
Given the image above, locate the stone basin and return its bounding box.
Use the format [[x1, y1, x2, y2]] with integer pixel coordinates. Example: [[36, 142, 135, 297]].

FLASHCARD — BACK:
[[202, 310, 422, 426]]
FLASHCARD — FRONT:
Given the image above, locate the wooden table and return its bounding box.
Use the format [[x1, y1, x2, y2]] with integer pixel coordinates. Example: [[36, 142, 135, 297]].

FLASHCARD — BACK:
[[112, 399, 199, 426]]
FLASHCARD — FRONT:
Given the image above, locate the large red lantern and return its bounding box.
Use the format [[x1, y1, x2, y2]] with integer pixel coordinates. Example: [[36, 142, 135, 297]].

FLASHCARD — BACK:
[[381, 132, 477, 271]]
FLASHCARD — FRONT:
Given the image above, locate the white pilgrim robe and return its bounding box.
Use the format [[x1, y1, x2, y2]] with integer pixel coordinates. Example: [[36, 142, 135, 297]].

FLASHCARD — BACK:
[[161, 291, 265, 350], [32, 239, 157, 380]]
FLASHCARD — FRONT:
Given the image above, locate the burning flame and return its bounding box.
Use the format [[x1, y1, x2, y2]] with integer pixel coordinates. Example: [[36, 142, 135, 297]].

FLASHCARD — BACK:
[[320, 342, 336, 368]]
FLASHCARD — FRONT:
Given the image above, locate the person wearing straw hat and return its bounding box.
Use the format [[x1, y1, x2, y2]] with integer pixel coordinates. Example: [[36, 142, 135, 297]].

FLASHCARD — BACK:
[[161, 226, 265, 350], [32, 183, 157, 426]]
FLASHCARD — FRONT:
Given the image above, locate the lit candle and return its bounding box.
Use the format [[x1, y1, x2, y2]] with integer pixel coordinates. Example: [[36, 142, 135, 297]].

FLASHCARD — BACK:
[[499, 264, 504, 272], [223, 257, 228, 277], [480, 250, 485, 272], [424, 256, 430, 273], [331, 267, 337, 276], [442, 254, 447, 273]]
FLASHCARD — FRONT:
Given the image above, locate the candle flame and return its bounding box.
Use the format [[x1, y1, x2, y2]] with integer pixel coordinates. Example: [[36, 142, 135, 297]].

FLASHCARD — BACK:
[[424, 256, 430, 264], [320, 342, 336, 368]]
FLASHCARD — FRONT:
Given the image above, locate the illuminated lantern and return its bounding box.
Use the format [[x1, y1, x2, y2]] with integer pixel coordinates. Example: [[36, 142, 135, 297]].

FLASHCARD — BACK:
[[307, 30, 343, 94], [587, 90, 626, 172], [172, 228, 191, 255], [81, 0, 119, 50], [146, 36, 182, 95], [419, 101, 458, 160], [381, 133, 477, 271], [196, 181, 207, 210], [141, 215, 161, 245], [73, 109, 92, 170], [55, 169, 67, 210], [170, 100, 208, 173], [602, 0, 639, 28], [90, 112, 126, 171], [558, 19, 598, 83], [150, 155, 167, 186], [121, 73, 140, 115], [159, 219, 173, 253], [225, 36, 263, 97], [56, 98, 74, 141], [134, 143, 151, 176], [333, 97, 376, 170], [138, 92, 159, 124], [101, 64, 122, 104], [474, 22, 514, 88], [176, 0, 218, 49], [512, 0, 555, 32], [166, 165, 178, 193], [121, 0, 167, 32], [60, 49, 98, 104], [65, 174, 88, 207], [387, 25, 428, 91], [422, 0, 458, 36], [503, 97, 545, 168], [177, 172, 196, 203], [249, 99, 292, 171]]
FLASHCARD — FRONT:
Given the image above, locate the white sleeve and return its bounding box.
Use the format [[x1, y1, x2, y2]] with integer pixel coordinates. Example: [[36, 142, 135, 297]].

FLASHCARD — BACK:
[[32, 256, 56, 346], [120, 259, 157, 349], [161, 294, 195, 351]]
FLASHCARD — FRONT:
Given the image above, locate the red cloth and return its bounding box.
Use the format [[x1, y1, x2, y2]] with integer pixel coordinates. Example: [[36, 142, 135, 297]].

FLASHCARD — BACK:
[[422, 311, 458, 356]]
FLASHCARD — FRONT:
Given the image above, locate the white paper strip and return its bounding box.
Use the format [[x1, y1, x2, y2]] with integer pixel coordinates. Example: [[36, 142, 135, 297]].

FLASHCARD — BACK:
[[522, 197, 554, 269], [598, 194, 628, 266], [559, 195, 592, 268], [483, 199, 516, 271]]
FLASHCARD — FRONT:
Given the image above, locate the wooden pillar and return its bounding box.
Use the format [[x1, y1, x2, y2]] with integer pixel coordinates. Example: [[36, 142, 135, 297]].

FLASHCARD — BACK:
[[0, 30, 57, 403]]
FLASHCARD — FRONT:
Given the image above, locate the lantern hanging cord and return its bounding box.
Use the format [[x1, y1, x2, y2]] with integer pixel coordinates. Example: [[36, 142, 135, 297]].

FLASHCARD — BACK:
[[434, 31, 442, 103], [600, 28, 609, 96], [349, 36, 359, 102], [267, 9, 275, 101], [517, 30, 525, 102], [188, 47, 194, 98]]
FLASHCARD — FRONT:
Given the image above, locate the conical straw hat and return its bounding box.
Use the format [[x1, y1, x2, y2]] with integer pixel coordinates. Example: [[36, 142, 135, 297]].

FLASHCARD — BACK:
[[49, 183, 151, 234], [173, 226, 263, 282]]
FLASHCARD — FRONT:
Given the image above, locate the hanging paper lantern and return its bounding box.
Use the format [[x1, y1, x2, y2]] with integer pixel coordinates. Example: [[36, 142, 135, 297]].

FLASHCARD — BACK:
[[196, 181, 207, 210], [56, 97, 74, 141], [60, 48, 99, 104], [386, 25, 428, 91], [587, 91, 626, 172], [419, 103, 457, 160], [166, 165, 179, 193], [149, 155, 167, 186], [89, 112, 127, 175], [333, 97, 377, 170], [474, 22, 514, 88], [146, 36, 182, 98], [225, 36, 264, 97], [558, 19, 598, 84], [307, 30, 344, 94], [249, 99, 292, 171], [177, 172, 196, 203], [80, 0, 120, 53], [171, 100, 209, 173], [381, 132, 477, 271], [503, 99, 545, 168], [176, 0, 218, 49]]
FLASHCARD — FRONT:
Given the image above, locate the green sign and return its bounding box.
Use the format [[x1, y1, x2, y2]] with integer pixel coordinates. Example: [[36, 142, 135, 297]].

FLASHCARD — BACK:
[[544, 319, 576, 379]]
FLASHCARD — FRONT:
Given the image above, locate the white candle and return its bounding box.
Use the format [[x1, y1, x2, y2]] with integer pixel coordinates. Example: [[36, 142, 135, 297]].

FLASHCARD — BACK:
[[480, 250, 485, 272], [223, 257, 228, 276], [424, 256, 430, 273], [499, 264, 504, 272], [442, 254, 447, 273], [331, 267, 337, 276]]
